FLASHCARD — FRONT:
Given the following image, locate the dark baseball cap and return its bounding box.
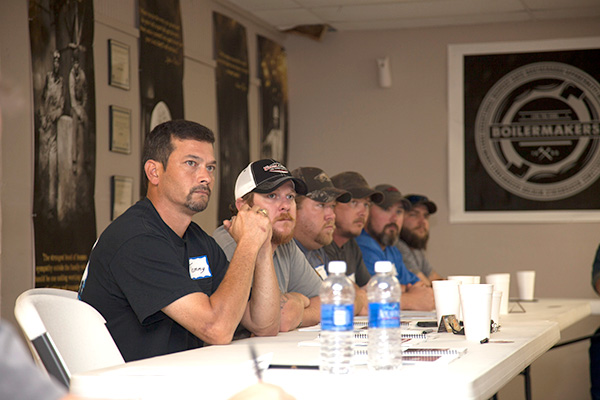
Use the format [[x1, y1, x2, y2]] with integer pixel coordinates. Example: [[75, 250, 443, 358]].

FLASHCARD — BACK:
[[291, 167, 351, 204], [375, 184, 411, 210], [330, 171, 383, 204], [404, 194, 437, 214], [234, 159, 308, 199]]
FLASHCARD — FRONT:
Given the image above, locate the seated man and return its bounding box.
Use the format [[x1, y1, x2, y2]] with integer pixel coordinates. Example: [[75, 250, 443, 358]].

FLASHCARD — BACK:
[[291, 166, 367, 315], [394, 194, 444, 286], [356, 184, 435, 311], [79, 120, 280, 362], [214, 159, 323, 332], [323, 171, 383, 289]]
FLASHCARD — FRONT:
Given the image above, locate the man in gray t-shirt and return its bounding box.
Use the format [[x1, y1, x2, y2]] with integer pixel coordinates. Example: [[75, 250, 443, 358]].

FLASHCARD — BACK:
[[214, 159, 323, 332], [395, 194, 443, 286]]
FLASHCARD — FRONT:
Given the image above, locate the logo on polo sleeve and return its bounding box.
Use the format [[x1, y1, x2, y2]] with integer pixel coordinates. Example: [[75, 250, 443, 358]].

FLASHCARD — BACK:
[[189, 256, 212, 280]]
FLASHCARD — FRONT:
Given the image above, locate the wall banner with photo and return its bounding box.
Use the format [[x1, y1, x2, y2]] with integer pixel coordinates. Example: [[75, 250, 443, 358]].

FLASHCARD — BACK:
[[257, 35, 289, 165], [29, 0, 97, 289], [448, 37, 600, 223], [213, 12, 250, 224], [139, 0, 184, 192]]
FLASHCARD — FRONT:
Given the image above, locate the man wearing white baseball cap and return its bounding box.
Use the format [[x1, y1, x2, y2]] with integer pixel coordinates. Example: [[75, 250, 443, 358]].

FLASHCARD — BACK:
[[214, 159, 324, 332]]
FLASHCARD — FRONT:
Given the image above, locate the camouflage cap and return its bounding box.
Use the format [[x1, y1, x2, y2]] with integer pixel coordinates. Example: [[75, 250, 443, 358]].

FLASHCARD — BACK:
[[292, 167, 351, 203]]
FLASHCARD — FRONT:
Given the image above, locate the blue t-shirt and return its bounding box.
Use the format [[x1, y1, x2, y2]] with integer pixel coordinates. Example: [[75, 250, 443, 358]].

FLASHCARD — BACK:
[[355, 229, 419, 285]]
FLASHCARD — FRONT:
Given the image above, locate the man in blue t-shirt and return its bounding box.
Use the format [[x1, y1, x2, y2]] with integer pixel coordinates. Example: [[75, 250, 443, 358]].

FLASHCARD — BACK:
[[356, 183, 435, 311]]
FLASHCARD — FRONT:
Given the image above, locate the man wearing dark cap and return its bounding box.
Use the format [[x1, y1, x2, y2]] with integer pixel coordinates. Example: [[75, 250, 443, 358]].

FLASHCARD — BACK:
[[322, 171, 383, 289], [356, 184, 435, 311], [395, 194, 443, 286], [214, 159, 323, 332], [291, 167, 368, 315]]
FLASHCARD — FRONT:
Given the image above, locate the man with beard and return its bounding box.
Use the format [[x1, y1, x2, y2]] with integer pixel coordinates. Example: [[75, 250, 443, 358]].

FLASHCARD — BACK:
[[291, 167, 367, 315], [214, 159, 323, 332], [356, 184, 435, 311], [395, 194, 443, 286], [79, 121, 281, 362], [322, 171, 383, 289]]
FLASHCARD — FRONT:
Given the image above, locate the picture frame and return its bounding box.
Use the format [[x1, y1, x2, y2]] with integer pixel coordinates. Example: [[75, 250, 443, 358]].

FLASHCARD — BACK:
[[111, 175, 134, 220], [108, 39, 130, 90], [448, 37, 600, 223], [109, 105, 131, 154]]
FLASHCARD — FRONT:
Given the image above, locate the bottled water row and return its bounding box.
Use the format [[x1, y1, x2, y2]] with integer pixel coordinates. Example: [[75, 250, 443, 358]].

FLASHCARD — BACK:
[[320, 260, 402, 373]]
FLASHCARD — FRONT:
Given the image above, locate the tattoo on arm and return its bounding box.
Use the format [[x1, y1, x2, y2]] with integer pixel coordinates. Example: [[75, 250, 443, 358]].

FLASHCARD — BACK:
[[280, 293, 289, 310]]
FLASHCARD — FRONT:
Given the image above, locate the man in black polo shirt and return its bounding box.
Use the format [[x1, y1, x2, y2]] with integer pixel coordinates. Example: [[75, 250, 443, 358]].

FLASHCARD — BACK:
[[79, 120, 280, 361]]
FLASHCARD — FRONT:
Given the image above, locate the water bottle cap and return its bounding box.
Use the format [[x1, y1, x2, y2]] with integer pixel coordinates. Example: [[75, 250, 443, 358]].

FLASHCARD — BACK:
[[328, 261, 347, 274], [374, 261, 393, 273]]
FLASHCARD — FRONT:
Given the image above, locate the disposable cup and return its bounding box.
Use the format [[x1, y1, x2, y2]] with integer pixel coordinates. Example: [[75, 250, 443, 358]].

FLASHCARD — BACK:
[[485, 273, 510, 314], [432, 280, 461, 326], [516, 270, 536, 301], [459, 283, 494, 343]]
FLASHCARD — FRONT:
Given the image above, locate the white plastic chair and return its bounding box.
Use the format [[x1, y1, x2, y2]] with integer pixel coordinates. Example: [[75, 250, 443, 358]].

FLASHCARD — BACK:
[[14, 288, 125, 387]]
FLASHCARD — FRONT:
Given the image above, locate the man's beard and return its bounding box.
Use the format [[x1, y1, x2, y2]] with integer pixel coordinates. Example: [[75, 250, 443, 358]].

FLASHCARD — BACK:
[[185, 185, 211, 213], [369, 220, 399, 248], [272, 213, 295, 246], [315, 223, 335, 246], [400, 226, 429, 250]]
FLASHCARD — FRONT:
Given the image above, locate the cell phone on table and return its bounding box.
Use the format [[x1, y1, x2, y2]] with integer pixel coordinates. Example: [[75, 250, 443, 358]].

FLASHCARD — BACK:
[[416, 321, 438, 327]]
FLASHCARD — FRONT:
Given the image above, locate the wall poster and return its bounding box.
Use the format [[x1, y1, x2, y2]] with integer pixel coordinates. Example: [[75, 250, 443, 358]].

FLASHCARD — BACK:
[[257, 35, 289, 165], [213, 12, 250, 224], [448, 37, 600, 223], [29, 0, 97, 289], [139, 0, 184, 192]]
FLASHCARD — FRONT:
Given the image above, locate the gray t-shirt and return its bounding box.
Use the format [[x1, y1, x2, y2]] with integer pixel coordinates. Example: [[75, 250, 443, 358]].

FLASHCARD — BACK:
[[213, 226, 322, 298], [394, 239, 433, 278]]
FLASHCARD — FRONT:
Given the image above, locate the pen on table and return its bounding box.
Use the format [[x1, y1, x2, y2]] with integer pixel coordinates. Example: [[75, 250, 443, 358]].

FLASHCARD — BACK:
[[249, 345, 262, 382], [422, 329, 434, 334], [269, 364, 320, 370]]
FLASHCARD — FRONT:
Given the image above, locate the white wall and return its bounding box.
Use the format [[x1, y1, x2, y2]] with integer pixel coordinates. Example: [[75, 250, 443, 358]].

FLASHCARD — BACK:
[[284, 19, 600, 399]]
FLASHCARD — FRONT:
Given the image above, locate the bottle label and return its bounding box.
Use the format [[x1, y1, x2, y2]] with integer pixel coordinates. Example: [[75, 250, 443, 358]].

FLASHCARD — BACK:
[[321, 304, 354, 331], [369, 302, 400, 329]]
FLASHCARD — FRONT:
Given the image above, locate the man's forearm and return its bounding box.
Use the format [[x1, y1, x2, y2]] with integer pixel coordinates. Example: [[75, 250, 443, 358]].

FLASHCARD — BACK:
[[242, 246, 280, 336]]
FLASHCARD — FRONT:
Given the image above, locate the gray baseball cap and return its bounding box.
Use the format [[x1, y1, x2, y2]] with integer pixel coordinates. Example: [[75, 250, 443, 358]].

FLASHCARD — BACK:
[[292, 167, 351, 203], [330, 171, 383, 203]]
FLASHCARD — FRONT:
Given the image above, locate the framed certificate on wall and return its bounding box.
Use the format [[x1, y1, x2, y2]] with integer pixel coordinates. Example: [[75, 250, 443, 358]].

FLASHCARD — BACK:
[[109, 105, 131, 154], [111, 175, 134, 220], [108, 39, 130, 90]]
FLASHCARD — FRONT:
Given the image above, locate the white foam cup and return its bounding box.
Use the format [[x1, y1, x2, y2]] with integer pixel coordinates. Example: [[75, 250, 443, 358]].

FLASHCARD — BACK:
[[432, 280, 461, 326], [516, 270, 536, 301], [485, 273, 510, 314], [459, 283, 494, 343]]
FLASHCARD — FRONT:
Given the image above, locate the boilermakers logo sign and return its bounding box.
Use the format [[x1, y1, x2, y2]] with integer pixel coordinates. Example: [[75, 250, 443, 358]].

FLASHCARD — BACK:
[[475, 62, 600, 201]]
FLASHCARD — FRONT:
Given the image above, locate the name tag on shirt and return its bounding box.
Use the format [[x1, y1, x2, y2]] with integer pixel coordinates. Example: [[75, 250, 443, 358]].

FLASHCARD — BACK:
[[189, 256, 212, 280], [315, 265, 328, 280]]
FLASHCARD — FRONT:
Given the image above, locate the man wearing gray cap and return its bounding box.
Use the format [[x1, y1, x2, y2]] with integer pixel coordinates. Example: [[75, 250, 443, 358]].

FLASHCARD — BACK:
[[214, 159, 323, 332], [356, 184, 435, 311], [322, 171, 383, 289], [395, 194, 444, 286], [291, 167, 368, 315]]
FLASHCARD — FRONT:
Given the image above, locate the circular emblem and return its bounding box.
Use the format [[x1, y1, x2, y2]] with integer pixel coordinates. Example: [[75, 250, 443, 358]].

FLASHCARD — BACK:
[[475, 62, 600, 201]]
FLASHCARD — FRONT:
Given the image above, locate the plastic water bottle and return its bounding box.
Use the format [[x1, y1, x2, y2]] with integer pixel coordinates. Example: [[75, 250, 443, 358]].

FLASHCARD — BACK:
[[319, 260, 356, 374], [367, 260, 402, 370]]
